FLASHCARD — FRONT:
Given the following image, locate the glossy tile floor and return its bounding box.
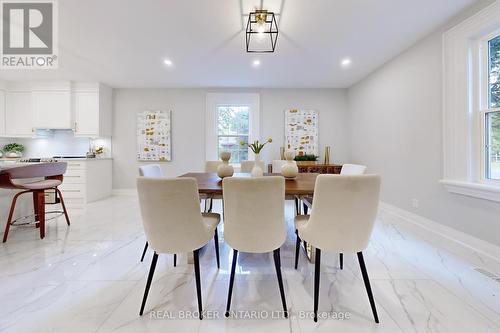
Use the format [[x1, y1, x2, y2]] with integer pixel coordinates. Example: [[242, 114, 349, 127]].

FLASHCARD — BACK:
[[1, 196, 500, 333]]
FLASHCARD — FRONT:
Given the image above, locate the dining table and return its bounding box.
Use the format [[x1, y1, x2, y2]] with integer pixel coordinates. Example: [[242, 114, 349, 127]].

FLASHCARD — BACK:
[[178, 172, 319, 262]]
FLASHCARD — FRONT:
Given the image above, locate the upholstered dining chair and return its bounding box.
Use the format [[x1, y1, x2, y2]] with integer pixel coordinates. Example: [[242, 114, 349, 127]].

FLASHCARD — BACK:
[[222, 176, 288, 318], [294, 174, 381, 323], [203, 161, 223, 213], [240, 160, 266, 173], [271, 160, 287, 173], [137, 177, 221, 319], [138, 164, 165, 263], [300, 163, 367, 269]]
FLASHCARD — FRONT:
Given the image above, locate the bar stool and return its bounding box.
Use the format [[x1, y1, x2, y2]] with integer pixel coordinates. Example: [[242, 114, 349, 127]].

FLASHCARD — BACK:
[[1, 162, 70, 242]]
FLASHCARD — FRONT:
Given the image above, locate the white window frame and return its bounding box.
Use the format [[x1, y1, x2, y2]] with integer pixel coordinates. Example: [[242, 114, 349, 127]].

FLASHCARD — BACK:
[[441, 1, 500, 202], [205, 93, 260, 166]]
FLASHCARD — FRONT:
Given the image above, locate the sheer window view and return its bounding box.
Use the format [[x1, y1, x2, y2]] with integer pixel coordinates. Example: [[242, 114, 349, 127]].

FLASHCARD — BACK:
[[487, 35, 500, 180], [217, 106, 249, 164]]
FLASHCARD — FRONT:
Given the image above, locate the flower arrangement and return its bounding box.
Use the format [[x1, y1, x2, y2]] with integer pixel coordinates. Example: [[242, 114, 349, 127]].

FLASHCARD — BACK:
[[241, 138, 273, 154], [3, 143, 25, 153]]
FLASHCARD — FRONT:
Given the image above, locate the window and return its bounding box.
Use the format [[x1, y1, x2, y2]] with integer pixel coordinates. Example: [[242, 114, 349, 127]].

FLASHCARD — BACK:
[[205, 93, 260, 164], [485, 35, 500, 180], [217, 106, 249, 164]]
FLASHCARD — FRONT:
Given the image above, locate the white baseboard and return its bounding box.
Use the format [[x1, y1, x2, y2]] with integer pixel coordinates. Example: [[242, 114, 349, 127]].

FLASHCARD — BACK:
[[112, 189, 137, 196], [379, 202, 500, 264]]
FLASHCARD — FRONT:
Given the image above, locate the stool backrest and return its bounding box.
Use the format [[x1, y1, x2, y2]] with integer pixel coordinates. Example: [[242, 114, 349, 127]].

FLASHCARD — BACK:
[[340, 164, 367, 175], [0, 162, 67, 179], [223, 176, 285, 253]]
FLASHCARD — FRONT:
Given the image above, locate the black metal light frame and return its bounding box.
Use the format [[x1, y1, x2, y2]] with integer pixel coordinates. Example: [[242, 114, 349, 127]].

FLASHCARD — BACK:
[[246, 11, 278, 53]]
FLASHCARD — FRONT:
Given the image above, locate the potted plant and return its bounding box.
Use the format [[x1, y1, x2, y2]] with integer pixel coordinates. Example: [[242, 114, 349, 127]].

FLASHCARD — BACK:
[[3, 143, 25, 158], [241, 138, 272, 177], [294, 153, 318, 166]]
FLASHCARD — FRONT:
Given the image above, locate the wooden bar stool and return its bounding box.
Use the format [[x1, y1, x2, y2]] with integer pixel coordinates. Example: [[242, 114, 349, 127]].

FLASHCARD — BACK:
[[1, 162, 70, 242]]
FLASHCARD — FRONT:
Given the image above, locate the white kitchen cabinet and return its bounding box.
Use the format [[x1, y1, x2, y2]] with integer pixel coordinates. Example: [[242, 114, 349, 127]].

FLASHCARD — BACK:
[[32, 90, 72, 129], [0, 90, 5, 135], [58, 159, 112, 214], [5, 91, 33, 137], [73, 83, 112, 137]]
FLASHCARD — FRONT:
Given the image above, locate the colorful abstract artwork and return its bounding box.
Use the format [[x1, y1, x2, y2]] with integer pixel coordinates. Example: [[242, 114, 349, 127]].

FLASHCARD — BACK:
[[284, 109, 319, 156], [137, 110, 171, 161]]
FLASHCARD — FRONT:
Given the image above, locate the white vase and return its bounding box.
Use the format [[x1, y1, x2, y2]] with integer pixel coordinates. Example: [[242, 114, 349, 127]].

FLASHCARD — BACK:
[[6, 151, 22, 158], [281, 151, 299, 179], [217, 151, 234, 179], [251, 153, 264, 177]]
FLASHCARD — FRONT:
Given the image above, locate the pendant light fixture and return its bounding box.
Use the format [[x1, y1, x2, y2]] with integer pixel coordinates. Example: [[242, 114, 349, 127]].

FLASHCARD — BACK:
[[246, 9, 278, 53]]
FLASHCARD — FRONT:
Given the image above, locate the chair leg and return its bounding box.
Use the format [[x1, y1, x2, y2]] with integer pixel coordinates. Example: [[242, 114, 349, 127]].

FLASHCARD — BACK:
[[294, 230, 301, 270], [140, 241, 148, 262], [303, 202, 308, 215], [36, 191, 46, 239], [139, 252, 158, 316], [273, 248, 288, 318], [225, 249, 238, 317], [193, 249, 203, 320], [2, 191, 26, 243], [214, 227, 220, 269], [174, 253, 177, 267], [294, 197, 299, 216], [339, 253, 343, 270], [33, 191, 39, 224], [357, 252, 379, 323], [313, 248, 321, 322], [55, 188, 71, 226]]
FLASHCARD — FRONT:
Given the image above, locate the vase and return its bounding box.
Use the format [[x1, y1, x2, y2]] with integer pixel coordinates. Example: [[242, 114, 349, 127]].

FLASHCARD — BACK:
[[5, 151, 22, 158], [281, 151, 299, 179], [251, 153, 264, 177], [217, 151, 234, 179]]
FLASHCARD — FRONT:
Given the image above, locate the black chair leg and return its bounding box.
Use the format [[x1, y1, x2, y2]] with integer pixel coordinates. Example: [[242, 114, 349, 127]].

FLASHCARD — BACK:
[[339, 253, 343, 270], [140, 241, 148, 262], [303, 202, 308, 215], [225, 249, 238, 317], [214, 228, 220, 269], [174, 253, 177, 267], [294, 197, 299, 216], [294, 230, 301, 270], [357, 252, 379, 323], [139, 252, 158, 315], [193, 249, 203, 320], [273, 249, 288, 318], [313, 248, 321, 322]]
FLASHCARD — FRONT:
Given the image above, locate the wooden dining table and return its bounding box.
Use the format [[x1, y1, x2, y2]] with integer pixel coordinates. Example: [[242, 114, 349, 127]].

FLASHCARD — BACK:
[[178, 172, 319, 196], [178, 172, 319, 262]]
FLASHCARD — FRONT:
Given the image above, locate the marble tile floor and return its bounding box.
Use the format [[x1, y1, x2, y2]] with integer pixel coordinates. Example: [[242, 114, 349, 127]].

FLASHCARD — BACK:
[[1, 195, 500, 333]]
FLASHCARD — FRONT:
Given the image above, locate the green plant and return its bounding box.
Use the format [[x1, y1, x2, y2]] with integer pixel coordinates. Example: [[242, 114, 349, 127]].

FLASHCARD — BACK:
[[241, 138, 272, 154], [294, 154, 318, 161], [3, 143, 25, 153]]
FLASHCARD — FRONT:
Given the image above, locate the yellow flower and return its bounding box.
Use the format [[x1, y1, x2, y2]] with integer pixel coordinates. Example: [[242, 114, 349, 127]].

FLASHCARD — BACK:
[[240, 141, 246, 146], [267, 137, 273, 143]]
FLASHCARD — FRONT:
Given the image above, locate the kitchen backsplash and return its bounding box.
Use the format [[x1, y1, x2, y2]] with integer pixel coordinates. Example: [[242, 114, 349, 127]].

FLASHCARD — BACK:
[[0, 130, 112, 158]]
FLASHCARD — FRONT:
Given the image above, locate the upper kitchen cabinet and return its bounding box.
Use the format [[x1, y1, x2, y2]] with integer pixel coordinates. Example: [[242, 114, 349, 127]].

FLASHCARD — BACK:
[[32, 82, 72, 129], [5, 89, 33, 137], [73, 83, 112, 138]]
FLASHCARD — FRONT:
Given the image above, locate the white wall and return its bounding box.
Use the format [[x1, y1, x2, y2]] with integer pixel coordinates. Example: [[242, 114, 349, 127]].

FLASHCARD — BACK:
[[348, 8, 500, 246], [113, 88, 349, 189]]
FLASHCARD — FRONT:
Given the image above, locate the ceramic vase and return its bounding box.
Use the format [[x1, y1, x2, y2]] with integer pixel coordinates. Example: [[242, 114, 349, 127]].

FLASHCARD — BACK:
[[5, 151, 22, 158], [217, 151, 234, 179], [281, 151, 299, 179], [251, 153, 264, 177]]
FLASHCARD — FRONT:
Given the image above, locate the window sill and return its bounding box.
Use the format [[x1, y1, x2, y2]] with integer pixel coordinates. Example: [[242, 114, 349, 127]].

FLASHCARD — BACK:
[[440, 179, 500, 202]]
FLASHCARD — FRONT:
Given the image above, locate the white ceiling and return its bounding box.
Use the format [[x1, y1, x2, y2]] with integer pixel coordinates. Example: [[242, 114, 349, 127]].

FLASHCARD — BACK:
[[0, 0, 478, 88]]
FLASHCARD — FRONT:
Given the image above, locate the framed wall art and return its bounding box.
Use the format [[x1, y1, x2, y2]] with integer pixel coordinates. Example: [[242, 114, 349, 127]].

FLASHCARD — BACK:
[[137, 110, 172, 161], [284, 109, 319, 156]]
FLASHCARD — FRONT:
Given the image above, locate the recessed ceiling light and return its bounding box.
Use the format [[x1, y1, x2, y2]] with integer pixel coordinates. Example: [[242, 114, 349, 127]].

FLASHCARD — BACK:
[[163, 58, 173, 66], [341, 58, 352, 67], [252, 59, 261, 67]]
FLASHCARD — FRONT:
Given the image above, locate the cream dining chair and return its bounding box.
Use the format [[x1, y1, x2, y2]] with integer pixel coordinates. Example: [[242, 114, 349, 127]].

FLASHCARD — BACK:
[[203, 161, 223, 213], [240, 160, 266, 173], [222, 176, 288, 318], [300, 163, 367, 269], [137, 177, 221, 319], [138, 164, 164, 263], [294, 174, 381, 323]]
